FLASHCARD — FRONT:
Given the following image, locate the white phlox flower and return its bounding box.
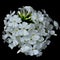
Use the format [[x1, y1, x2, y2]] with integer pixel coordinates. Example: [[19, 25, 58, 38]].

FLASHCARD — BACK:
[[2, 6, 60, 57]]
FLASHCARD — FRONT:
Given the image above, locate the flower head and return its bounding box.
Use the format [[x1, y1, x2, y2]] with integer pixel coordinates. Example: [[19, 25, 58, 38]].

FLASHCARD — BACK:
[[2, 6, 60, 57]]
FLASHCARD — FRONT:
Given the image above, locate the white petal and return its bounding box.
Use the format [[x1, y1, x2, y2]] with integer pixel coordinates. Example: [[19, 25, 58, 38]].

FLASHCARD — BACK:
[[54, 21, 59, 29], [36, 51, 42, 57], [2, 34, 8, 40], [19, 24, 22, 28], [46, 40, 51, 45], [21, 46, 30, 52], [24, 6, 33, 13], [18, 30, 23, 35], [13, 39, 18, 46], [31, 12, 37, 22], [50, 30, 57, 36], [38, 11, 44, 22], [8, 22, 13, 27], [8, 43, 14, 49], [28, 40, 36, 44], [17, 49, 21, 54], [7, 38, 12, 43], [33, 50, 39, 55], [11, 11, 15, 16], [20, 37, 25, 43], [22, 22, 28, 28], [29, 51, 34, 56], [23, 30, 29, 36], [39, 37, 44, 42], [32, 35, 40, 40]]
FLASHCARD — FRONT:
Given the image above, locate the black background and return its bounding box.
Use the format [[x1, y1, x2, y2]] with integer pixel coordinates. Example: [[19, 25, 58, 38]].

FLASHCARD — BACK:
[[0, 0, 60, 60]]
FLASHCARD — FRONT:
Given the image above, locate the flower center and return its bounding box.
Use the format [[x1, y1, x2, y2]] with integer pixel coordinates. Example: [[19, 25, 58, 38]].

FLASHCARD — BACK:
[[18, 9, 34, 23]]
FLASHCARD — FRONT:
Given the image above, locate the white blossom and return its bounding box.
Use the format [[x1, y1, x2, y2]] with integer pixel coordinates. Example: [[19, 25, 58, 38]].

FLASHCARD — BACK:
[[18, 22, 31, 29], [29, 50, 39, 56], [37, 11, 44, 22], [23, 6, 34, 13], [2, 6, 60, 57], [31, 11, 37, 22], [20, 45, 31, 52]]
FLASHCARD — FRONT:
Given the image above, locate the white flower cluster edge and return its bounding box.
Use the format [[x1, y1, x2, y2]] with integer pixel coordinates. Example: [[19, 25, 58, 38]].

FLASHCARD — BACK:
[[2, 6, 59, 57]]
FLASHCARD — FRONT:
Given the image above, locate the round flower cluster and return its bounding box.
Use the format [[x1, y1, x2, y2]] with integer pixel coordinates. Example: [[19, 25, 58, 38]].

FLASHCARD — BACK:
[[2, 6, 59, 57]]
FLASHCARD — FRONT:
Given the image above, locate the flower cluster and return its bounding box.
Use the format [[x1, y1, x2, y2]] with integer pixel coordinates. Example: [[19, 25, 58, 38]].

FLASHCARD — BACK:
[[2, 6, 59, 57]]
